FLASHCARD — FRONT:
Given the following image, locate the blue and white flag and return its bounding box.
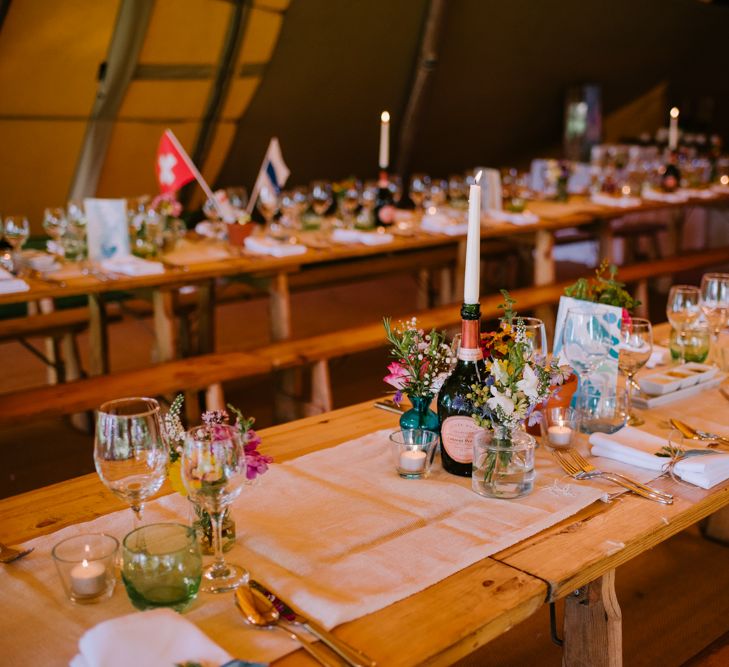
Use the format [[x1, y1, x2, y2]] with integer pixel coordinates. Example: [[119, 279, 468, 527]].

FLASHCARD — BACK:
[[247, 137, 290, 214]]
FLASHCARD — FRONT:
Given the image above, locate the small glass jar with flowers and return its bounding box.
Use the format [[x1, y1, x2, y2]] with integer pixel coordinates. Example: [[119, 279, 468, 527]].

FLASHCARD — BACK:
[[383, 316, 453, 431], [165, 397, 272, 553], [468, 295, 571, 498]]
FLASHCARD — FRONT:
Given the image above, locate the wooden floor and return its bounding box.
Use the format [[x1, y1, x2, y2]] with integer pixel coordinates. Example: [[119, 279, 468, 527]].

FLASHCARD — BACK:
[[1, 250, 727, 665]]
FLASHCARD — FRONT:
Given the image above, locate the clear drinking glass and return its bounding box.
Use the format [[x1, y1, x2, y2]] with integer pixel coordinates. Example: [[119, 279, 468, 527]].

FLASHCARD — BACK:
[[561, 309, 612, 383], [389, 429, 439, 479], [618, 317, 652, 426], [181, 423, 248, 593], [43, 207, 68, 256], [700, 272, 729, 364], [121, 523, 202, 611], [666, 285, 701, 363], [52, 533, 119, 604], [94, 397, 168, 525], [3, 215, 30, 272], [257, 184, 281, 237], [409, 173, 430, 212], [338, 182, 362, 228], [520, 317, 548, 361], [224, 186, 249, 212], [310, 181, 333, 218]]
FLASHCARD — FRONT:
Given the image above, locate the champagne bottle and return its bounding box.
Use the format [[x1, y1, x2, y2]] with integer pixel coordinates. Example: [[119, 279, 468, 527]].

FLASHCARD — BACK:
[[661, 150, 681, 193], [437, 302, 486, 476], [374, 170, 396, 227]]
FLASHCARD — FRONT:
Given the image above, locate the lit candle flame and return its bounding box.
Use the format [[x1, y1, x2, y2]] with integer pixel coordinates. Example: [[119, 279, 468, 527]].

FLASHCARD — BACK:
[[721, 175, 729, 186], [670, 107, 679, 119], [427, 206, 436, 215], [81, 559, 89, 568], [475, 170, 483, 184], [381, 111, 390, 123], [621, 185, 631, 196]]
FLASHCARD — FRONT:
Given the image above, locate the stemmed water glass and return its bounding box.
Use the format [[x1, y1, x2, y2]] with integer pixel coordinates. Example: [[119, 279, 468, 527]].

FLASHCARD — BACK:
[[43, 208, 68, 257], [409, 173, 430, 213], [700, 272, 729, 363], [257, 184, 281, 237], [2, 216, 30, 273], [666, 285, 701, 364], [94, 397, 168, 526], [181, 423, 249, 593], [279, 187, 308, 230], [310, 181, 333, 223], [520, 317, 548, 361], [618, 318, 653, 426], [561, 309, 612, 387], [338, 181, 361, 228]]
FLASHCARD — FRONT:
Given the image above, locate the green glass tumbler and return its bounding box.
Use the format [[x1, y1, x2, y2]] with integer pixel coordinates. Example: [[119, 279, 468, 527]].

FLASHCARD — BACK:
[[122, 523, 202, 612]]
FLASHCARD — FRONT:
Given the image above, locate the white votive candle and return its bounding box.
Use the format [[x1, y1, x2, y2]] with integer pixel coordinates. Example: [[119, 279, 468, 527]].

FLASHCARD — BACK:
[[70, 559, 106, 596], [400, 449, 427, 473], [547, 425, 572, 447]]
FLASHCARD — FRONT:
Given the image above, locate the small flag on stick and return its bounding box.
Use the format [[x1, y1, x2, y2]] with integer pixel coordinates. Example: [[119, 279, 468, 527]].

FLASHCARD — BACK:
[[246, 137, 290, 214]]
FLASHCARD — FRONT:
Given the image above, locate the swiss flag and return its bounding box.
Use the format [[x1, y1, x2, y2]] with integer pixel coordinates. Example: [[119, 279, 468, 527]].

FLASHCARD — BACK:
[[156, 130, 197, 194]]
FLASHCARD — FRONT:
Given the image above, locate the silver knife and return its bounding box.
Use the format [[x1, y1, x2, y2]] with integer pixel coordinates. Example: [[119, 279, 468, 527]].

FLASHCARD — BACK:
[[250, 580, 376, 667]]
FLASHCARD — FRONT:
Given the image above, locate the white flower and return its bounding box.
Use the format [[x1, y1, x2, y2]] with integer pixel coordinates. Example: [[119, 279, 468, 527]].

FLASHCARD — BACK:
[[487, 386, 515, 416], [516, 364, 540, 401], [490, 359, 509, 385]]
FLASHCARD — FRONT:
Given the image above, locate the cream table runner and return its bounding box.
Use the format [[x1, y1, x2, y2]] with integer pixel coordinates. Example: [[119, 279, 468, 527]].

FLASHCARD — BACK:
[[2, 428, 659, 666]]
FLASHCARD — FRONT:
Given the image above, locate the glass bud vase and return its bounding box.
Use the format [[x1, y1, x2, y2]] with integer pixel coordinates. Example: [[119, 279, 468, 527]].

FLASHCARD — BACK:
[[472, 425, 536, 499], [399, 393, 439, 432], [192, 503, 236, 554]]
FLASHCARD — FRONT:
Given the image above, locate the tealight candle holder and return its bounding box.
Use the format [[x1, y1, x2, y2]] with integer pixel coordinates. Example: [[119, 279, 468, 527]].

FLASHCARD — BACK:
[[540, 407, 578, 448], [389, 429, 439, 479], [52, 533, 118, 604]]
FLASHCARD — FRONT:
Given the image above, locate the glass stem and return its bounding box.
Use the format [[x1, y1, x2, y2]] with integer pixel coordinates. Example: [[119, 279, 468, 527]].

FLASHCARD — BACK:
[[678, 329, 687, 364], [624, 372, 633, 424], [210, 510, 226, 574]]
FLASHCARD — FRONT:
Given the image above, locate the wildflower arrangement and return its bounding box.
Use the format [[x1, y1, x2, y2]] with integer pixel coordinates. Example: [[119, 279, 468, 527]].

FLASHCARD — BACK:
[[383, 316, 452, 404], [468, 292, 572, 430], [564, 261, 640, 311], [150, 192, 183, 218]]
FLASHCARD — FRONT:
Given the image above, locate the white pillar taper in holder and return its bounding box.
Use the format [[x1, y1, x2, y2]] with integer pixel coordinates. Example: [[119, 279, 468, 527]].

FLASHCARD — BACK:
[[668, 107, 679, 151], [379, 111, 390, 169], [464, 170, 482, 304]]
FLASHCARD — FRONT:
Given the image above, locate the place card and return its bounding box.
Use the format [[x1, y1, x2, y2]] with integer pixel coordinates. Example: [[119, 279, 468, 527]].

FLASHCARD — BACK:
[[85, 198, 130, 261]]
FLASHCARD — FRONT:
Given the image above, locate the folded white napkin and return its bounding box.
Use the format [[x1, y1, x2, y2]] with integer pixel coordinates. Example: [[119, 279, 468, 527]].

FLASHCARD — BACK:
[[99, 256, 165, 276], [331, 228, 394, 245], [591, 193, 642, 208], [486, 209, 539, 225], [0, 267, 30, 293], [244, 236, 307, 257], [645, 344, 669, 369], [19, 250, 60, 273], [420, 213, 467, 236], [589, 426, 729, 489], [69, 608, 232, 667], [642, 189, 688, 203], [677, 188, 717, 200]]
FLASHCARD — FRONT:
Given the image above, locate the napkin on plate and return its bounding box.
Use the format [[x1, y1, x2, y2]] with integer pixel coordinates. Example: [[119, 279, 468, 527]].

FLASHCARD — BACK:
[[645, 344, 670, 369], [69, 608, 233, 667], [99, 256, 166, 276], [331, 228, 394, 245], [244, 236, 307, 257], [18, 250, 60, 273], [420, 212, 468, 236], [0, 267, 30, 293], [642, 189, 688, 204], [677, 188, 717, 200], [486, 209, 539, 225], [589, 426, 729, 489], [590, 193, 642, 208]]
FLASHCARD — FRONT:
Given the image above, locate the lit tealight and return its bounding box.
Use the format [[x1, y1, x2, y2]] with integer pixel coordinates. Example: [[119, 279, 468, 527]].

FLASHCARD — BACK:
[[547, 423, 572, 447]]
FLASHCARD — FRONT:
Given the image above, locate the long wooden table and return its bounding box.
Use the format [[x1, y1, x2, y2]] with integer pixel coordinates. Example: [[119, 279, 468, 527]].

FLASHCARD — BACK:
[[3, 387, 729, 665], [4, 194, 727, 378]]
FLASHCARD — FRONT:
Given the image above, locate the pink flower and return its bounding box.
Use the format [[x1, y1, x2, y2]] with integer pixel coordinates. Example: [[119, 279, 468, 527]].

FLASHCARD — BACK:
[[383, 361, 408, 390]]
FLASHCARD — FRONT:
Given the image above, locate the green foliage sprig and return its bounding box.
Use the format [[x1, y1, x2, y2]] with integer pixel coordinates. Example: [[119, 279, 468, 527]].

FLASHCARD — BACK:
[[564, 261, 640, 311]]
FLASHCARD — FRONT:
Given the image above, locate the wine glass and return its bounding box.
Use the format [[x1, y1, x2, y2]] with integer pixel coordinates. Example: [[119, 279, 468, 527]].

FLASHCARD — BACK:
[[310, 181, 333, 218], [225, 186, 249, 212], [520, 317, 548, 361], [666, 285, 701, 363], [3, 216, 30, 273], [448, 174, 468, 208], [700, 272, 729, 363], [409, 173, 430, 212], [181, 423, 248, 593], [388, 174, 403, 206], [338, 181, 361, 228], [428, 179, 448, 210], [280, 187, 307, 230], [94, 398, 168, 526], [618, 318, 653, 426], [561, 309, 612, 386], [43, 208, 68, 257], [256, 184, 280, 236]]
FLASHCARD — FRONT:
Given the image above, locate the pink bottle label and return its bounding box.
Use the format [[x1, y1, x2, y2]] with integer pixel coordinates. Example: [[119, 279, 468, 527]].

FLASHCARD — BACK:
[[441, 416, 480, 464]]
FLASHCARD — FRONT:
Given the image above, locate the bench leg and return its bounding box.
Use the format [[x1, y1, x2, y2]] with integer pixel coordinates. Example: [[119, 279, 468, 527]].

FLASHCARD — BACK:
[[634, 280, 649, 319], [269, 273, 300, 422], [205, 383, 226, 413], [534, 229, 556, 336], [305, 359, 333, 416], [88, 294, 109, 375], [416, 268, 431, 310], [62, 333, 92, 432], [562, 569, 622, 667], [153, 289, 178, 363], [701, 507, 729, 545], [437, 267, 453, 306]]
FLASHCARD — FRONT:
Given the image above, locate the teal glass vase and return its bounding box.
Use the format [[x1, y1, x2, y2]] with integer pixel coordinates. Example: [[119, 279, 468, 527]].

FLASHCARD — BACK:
[[399, 394, 439, 431]]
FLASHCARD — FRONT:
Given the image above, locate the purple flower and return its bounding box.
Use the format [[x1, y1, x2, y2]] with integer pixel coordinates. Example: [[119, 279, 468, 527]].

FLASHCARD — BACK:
[[202, 410, 229, 426]]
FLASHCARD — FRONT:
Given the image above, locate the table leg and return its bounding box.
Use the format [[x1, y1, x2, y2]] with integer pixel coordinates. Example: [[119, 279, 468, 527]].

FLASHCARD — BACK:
[[562, 569, 622, 667], [416, 268, 431, 309], [534, 229, 556, 336], [701, 507, 729, 546], [196, 280, 225, 411], [269, 273, 299, 422], [88, 293, 109, 376], [597, 218, 613, 264], [152, 289, 178, 363], [437, 267, 453, 306]]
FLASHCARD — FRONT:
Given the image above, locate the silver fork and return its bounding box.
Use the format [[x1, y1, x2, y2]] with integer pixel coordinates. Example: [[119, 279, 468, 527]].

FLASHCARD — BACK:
[[553, 449, 673, 504], [0, 542, 33, 563]]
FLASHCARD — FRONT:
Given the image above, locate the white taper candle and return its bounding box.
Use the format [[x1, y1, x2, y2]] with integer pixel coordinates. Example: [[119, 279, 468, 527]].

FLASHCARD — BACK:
[[668, 107, 679, 151], [379, 111, 390, 169], [464, 170, 482, 304]]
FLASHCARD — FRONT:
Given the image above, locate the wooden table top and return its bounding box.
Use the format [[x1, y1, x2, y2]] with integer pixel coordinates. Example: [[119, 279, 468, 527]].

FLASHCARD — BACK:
[[4, 193, 725, 307], [3, 383, 729, 664]]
